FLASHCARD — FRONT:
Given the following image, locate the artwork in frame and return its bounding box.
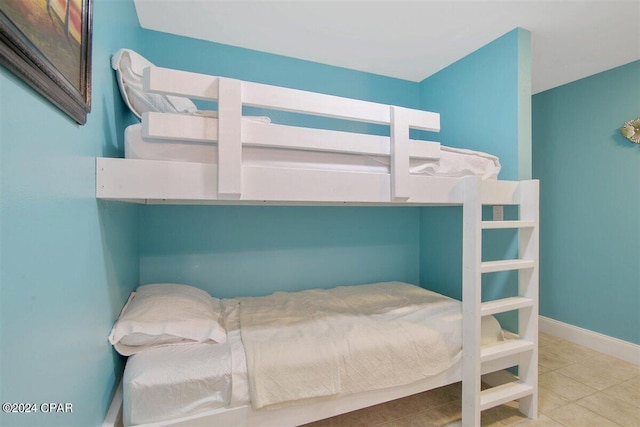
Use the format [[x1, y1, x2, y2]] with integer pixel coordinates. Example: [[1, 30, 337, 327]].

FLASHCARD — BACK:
[[0, 0, 93, 125]]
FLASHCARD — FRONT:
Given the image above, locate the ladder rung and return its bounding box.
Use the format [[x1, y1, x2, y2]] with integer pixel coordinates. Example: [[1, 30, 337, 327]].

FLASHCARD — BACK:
[[481, 297, 534, 316], [482, 220, 536, 229], [481, 259, 535, 273], [480, 380, 534, 411], [481, 339, 534, 363]]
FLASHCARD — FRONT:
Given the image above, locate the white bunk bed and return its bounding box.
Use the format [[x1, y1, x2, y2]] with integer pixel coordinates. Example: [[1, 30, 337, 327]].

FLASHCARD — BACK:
[[97, 65, 539, 427]]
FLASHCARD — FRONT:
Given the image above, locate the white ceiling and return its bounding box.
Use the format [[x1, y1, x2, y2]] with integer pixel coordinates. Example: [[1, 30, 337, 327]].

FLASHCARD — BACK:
[[134, 0, 640, 94]]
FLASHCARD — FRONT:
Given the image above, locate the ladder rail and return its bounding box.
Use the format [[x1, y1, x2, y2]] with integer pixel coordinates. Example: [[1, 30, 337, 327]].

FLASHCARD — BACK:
[[462, 178, 539, 426], [462, 176, 483, 427], [515, 180, 540, 418]]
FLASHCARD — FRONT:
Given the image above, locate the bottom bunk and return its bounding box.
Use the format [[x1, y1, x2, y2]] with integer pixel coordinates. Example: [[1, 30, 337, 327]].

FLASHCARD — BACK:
[[108, 354, 519, 427], [105, 282, 528, 427]]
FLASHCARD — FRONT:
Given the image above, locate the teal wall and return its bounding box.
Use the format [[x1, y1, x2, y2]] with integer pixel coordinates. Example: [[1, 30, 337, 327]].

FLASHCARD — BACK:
[[141, 206, 420, 298], [418, 29, 531, 331], [0, 0, 141, 426], [419, 28, 531, 181], [533, 61, 640, 344], [140, 30, 421, 108]]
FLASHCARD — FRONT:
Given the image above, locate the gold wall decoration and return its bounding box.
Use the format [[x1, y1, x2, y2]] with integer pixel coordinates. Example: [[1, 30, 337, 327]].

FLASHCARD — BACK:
[[621, 118, 640, 144]]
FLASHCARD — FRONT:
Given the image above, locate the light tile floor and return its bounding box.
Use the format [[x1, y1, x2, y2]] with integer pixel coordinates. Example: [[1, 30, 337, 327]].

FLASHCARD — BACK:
[[301, 333, 639, 427]]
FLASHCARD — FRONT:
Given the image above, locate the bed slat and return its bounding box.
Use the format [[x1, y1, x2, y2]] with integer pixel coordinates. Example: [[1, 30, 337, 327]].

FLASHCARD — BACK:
[[244, 121, 441, 159], [144, 67, 440, 131], [142, 113, 218, 142], [144, 67, 219, 100], [241, 80, 391, 125], [143, 113, 442, 160]]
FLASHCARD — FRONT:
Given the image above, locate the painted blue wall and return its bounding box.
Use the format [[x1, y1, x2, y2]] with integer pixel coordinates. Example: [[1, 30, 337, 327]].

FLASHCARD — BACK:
[[140, 30, 421, 108], [533, 61, 640, 344], [136, 30, 424, 297], [0, 0, 141, 426], [419, 28, 530, 181], [141, 206, 420, 297], [418, 29, 531, 331]]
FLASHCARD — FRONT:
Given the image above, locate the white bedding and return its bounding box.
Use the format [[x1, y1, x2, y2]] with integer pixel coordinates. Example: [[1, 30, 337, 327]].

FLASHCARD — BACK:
[[122, 299, 249, 426], [124, 123, 501, 179], [122, 283, 504, 426], [241, 282, 480, 409]]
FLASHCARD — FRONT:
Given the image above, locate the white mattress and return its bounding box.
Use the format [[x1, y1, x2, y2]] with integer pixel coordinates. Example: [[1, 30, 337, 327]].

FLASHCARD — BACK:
[[122, 299, 248, 427], [124, 123, 501, 179], [122, 287, 504, 426]]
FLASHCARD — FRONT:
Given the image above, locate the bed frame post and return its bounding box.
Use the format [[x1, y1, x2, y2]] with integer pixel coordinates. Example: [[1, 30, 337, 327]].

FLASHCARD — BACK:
[[389, 106, 410, 202], [217, 77, 243, 200], [462, 176, 482, 427], [516, 180, 539, 418]]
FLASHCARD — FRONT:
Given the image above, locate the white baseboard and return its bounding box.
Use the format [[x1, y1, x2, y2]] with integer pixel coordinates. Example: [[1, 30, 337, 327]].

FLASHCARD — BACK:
[[539, 316, 640, 365]]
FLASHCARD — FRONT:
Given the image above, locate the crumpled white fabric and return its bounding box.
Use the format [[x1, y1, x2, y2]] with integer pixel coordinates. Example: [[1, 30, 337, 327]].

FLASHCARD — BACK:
[[122, 299, 245, 427], [239, 282, 494, 409], [112, 48, 197, 119]]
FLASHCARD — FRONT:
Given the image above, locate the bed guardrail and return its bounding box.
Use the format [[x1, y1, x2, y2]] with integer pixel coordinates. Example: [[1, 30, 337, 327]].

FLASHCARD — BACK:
[[143, 66, 441, 202]]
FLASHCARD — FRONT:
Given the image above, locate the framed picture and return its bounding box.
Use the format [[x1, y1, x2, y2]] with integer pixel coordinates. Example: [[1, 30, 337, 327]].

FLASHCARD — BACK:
[[0, 0, 93, 125]]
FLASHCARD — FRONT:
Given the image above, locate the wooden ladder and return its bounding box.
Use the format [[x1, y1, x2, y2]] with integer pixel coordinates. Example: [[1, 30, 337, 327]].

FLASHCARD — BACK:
[[461, 178, 539, 426]]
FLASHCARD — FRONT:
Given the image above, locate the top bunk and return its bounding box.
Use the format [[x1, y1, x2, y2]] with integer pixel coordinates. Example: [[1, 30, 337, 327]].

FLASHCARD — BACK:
[[97, 54, 526, 206]]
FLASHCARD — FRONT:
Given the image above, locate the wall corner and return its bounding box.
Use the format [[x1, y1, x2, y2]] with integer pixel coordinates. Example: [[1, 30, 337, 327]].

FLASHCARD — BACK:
[[517, 28, 532, 180]]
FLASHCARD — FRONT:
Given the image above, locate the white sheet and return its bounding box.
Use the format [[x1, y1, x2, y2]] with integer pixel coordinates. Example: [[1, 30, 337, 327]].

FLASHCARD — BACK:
[[238, 282, 499, 410], [122, 299, 248, 427], [124, 123, 501, 179]]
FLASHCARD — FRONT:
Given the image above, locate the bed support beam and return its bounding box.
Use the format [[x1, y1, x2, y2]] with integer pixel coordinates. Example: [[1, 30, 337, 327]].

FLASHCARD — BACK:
[[462, 176, 482, 426], [516, 180, 540, 419], [217, 78, 243, 200], [390, 106, 410, 202], [390, 106, 440, 202]]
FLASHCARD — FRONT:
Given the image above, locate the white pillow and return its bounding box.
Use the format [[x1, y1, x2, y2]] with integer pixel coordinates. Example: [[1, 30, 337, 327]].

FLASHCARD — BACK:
[[111, 49, 197, 119], [108, 283, 226, 356], [481, 315, 505, 345]]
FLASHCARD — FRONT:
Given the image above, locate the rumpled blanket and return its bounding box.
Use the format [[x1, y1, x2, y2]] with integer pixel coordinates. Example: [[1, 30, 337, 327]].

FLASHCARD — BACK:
[[239, 282, 464, 409]]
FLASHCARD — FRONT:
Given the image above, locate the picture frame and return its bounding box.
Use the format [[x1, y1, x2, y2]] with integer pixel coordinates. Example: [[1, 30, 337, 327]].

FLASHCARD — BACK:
[[0, 0, 93, 125]]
